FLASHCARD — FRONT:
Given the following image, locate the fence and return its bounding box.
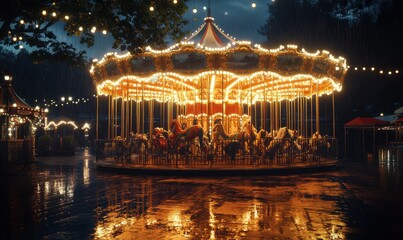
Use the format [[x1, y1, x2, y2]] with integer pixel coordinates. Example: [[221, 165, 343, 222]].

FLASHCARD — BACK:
[[95, 136, 338, 168]]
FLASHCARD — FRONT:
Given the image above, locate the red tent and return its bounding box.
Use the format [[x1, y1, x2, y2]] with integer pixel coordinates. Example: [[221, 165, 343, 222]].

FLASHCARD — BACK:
[[344, 117, 392, 158], [344, 117, 389, 127]]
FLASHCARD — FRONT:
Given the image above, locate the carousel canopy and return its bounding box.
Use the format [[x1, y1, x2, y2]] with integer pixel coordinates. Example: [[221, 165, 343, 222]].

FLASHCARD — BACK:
[[90, 16, 348, 110], [0, 80, 44, 118]]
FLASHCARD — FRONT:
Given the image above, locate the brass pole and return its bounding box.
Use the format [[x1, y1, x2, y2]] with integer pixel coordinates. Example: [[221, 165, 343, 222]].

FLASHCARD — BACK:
[[316, 83, 320, 133]]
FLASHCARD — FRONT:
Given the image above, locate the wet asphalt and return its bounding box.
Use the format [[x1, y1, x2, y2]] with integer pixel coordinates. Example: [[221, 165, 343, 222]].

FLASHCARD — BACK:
[[1, 148, 402, 239]]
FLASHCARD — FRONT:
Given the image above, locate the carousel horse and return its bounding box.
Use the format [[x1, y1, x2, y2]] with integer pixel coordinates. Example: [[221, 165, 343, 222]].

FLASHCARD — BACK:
[[127, 132, 148, 154], [212, 120, 249, 142], [151, 127, 168, 149], [241, 121, 269, 155], [150, 127, 168, 156], [212, 119, 250, 158], [169, 119, 207, 153], [309, 132, 330, 155], [242, 121, 268, 144], [266, 127, 302, 154]]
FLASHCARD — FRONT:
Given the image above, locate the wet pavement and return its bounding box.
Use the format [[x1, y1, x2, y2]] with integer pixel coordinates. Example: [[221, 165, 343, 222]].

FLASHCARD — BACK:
[[1, 148, 403, 239]]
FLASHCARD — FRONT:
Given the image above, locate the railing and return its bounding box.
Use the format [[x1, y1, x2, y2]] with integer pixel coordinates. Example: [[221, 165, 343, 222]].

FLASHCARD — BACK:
[[95, 137, 338, 167]]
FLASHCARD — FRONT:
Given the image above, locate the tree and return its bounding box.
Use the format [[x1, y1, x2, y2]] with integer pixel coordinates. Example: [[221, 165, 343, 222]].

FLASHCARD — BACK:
[[0, 0, 189, 65], [259, 0, 402, 66]]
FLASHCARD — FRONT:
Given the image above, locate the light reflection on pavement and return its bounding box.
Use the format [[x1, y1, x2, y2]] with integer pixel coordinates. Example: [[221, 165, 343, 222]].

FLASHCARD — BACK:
[[1, 148, 403, 239]]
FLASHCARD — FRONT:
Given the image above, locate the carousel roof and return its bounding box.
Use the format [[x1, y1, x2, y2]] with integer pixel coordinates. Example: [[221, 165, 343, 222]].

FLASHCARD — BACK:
[[0, 80, 44, 117], [183, 17, 236, 48], [90, 17, 348, 106]]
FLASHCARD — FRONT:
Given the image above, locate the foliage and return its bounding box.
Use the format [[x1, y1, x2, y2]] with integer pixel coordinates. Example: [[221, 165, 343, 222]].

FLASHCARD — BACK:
[[0, 47, 94, 114], [37, 134, 53, 153], [61, 135, 75, 153], [259, 0, 402, 65], [0, 0, 189, 65]]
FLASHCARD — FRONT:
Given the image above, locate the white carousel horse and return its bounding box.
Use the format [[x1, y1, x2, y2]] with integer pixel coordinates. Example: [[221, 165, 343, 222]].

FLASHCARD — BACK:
[[212, 120, 249, 141], [266, 127, 302, 152]]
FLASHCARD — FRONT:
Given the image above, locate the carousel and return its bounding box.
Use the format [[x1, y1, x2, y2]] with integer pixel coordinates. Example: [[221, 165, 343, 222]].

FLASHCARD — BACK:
[[0, 74, 47, 172], [90, 13, 348, 173]]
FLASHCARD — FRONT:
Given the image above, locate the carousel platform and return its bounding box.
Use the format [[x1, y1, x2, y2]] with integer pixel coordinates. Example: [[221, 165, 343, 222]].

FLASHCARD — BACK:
[[94, 137, 339, 175], [95, 160, 338, 175], [95, 150, 339, 175]]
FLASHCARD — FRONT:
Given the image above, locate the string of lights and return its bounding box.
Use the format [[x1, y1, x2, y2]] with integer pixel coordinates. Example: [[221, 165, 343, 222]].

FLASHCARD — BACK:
[[33, 96, 92, 108], [347, 66, 400, 75]]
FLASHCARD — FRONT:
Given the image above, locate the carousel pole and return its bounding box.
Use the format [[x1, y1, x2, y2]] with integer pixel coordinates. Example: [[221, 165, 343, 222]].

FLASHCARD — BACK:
[[115, 89, 118, 138], [141, 83, 144, 134], [126, 82, 129, 137], [136, 84, 140, 133], [309, 82, 313, 136], [112, 92, 115, 138], [286, 100, 289, 129], [161, 77, 164, 129], [263, 74, 266, 130], [121, 91, 125, 138], [299, 94, 303, 136], [332, 93, 336, 138], [96, 94, 99, 140], [149, 100, 154, 137], [207, 74, 211, 138], [200, 73, 203, 127], [279, 100, 282, 128], [274, 97, 277, 130], [129, 98, 132, 134], [315, 83, 320, 133], [222, 72, 226, 132], [293, 94, 296, 131], [107, 95, 111, 139], [269, 101, 274, 133], [305, 97, 308, 137]]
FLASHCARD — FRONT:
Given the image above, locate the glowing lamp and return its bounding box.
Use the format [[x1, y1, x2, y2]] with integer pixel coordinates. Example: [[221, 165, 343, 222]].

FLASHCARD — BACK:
[[4, 75, 12, 81]]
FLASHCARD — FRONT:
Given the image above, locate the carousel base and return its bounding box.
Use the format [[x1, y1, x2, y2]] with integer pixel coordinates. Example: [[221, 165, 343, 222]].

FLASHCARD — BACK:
[[95, 158, 339, 176]]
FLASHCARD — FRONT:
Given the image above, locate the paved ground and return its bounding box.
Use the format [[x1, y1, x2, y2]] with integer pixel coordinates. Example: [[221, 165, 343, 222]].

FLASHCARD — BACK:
[[1, 148, 403, 239]]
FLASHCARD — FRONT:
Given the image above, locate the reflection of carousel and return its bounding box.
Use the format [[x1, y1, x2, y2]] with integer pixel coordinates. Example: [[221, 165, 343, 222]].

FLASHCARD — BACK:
[[90, 11, 347, 173]]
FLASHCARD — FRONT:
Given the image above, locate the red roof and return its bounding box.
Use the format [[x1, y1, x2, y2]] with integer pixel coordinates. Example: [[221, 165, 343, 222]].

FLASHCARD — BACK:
[[345, 117, 389, 127], [396, 117, 403, 123]]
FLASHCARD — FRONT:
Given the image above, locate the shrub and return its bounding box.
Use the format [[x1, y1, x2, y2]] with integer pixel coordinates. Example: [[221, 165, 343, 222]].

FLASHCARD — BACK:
[[37, 135, 53, 155], [61, 136, 75, 155]]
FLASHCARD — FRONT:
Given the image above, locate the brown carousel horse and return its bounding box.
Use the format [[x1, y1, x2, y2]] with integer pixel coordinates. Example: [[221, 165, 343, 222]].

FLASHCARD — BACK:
[[241, 121, 269, 155], [169, 119, 207, 153], [212, 119, 250, 159]]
